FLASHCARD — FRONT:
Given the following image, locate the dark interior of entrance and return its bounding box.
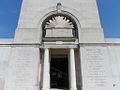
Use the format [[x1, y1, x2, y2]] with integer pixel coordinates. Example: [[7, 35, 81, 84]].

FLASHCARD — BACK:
[[50, 57, 69, 89]]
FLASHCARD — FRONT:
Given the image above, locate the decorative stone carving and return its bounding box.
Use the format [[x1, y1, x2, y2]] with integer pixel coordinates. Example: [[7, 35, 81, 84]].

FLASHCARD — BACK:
[[56, 3, 62, 13], [45, 16, 74, 29]]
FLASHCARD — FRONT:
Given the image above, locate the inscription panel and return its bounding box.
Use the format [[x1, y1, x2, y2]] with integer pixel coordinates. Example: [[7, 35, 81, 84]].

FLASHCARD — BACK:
[[4, 47, 40, 90], [80, 45, 112, 90]]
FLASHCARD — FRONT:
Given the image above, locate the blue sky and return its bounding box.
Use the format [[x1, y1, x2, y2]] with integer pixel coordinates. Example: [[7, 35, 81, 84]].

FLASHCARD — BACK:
[[0, 0, 120, 38]]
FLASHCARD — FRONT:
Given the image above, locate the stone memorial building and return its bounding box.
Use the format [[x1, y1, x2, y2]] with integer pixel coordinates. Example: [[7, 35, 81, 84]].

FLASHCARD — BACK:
[[0, 0, 120, 90]]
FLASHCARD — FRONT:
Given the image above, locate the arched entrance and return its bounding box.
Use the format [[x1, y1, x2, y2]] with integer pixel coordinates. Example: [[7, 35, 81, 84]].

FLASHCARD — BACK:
[[41, 4, 78, 90]]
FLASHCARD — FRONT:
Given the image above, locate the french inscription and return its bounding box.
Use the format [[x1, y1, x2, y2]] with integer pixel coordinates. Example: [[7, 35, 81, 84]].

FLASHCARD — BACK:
[[14, 49, 36, 86]]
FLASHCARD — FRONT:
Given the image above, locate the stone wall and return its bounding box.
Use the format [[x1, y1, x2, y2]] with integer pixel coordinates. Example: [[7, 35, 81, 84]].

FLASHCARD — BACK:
[[80, 44, 113, 90], [107, 45, 120, 90], [0, 47, 11, 90]]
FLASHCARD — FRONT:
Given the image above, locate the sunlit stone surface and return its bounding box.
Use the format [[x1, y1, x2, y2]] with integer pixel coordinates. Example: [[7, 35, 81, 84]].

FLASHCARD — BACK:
[[0, 0, 120, 90]]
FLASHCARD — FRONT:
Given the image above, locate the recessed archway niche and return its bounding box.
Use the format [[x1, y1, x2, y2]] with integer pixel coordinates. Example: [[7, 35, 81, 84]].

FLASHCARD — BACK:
[[42, 13, 78, 41]]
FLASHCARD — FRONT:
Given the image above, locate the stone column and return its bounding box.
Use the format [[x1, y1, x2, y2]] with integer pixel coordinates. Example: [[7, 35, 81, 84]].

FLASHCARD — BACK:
[[69, 48, 77, 90], [42, 48, 50, 90]]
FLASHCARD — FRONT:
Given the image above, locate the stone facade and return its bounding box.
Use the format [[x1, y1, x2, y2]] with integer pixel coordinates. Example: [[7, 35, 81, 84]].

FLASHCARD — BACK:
[[0, 0, 120, 90]]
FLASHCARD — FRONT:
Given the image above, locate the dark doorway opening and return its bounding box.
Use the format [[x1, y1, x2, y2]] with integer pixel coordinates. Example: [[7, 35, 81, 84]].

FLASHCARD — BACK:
[[50, 57, 69, 89]]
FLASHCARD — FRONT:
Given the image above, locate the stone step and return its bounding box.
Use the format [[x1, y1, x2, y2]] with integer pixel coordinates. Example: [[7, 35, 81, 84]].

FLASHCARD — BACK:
[[50, 89, 68, 90]]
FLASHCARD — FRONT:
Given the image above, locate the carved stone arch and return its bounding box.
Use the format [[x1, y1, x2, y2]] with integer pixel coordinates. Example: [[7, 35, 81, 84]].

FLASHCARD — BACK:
[[43, 13, 78, 37], [37, 4, 81, 42]]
